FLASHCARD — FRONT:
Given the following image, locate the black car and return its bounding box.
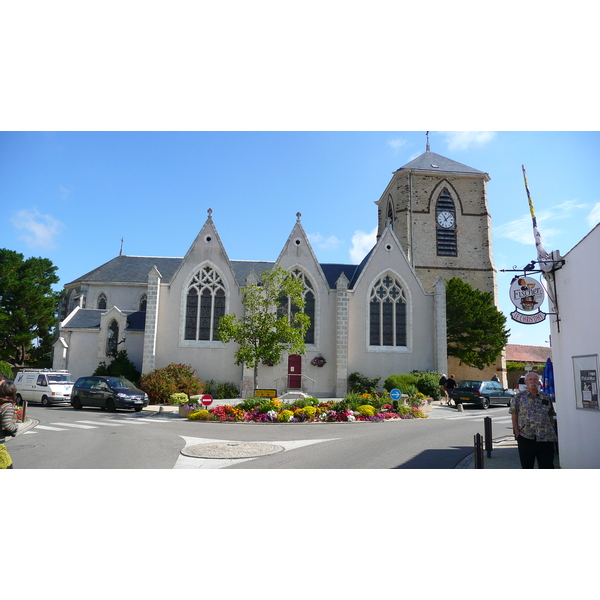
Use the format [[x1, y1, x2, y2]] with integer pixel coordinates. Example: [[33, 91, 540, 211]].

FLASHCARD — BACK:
[[71, 376, 149, 412], [451, 380, 515, 409]]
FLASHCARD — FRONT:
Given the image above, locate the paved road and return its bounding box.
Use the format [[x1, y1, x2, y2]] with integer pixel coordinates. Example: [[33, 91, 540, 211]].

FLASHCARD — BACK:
[[10, 404, 514, 469]]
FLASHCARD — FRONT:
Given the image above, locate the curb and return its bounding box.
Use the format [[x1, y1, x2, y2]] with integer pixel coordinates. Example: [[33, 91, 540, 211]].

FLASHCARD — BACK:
[[15, 418, 39, 436]]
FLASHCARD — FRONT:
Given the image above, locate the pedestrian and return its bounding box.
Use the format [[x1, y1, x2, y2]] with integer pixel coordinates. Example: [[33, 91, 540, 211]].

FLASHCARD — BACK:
[[439, 374, 448, 403], [1, 380, 18, 469], [491, 373, 499, 382], [445, 374, 457, 405], [510, 372, 557, 469]]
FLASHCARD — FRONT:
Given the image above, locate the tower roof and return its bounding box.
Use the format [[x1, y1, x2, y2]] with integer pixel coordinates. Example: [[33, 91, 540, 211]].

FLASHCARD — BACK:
[[396, 151, 490, 180]]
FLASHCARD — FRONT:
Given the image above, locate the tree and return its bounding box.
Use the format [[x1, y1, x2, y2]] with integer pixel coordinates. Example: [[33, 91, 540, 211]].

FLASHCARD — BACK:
[[94, 349, 142, 386], [446, 277, 510, 370], [0, 249, 61, 366], [217, 266, 310, 391]]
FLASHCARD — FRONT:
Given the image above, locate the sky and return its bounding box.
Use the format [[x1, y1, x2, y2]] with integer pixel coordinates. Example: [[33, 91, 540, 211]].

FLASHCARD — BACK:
[[1, 131, 598, 349]]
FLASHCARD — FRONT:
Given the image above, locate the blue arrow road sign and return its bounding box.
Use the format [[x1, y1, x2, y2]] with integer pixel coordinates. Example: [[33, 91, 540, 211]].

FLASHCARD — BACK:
[[390, 388, 401, 401]]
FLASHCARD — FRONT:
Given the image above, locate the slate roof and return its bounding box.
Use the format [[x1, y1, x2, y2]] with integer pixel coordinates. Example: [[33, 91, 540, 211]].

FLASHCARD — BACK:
[[62, 309, 147, 331], [505, 344, 552, 363], [66, 255, 183, 286], [396, 151, 489, 178], [67, 256, 370, 290]]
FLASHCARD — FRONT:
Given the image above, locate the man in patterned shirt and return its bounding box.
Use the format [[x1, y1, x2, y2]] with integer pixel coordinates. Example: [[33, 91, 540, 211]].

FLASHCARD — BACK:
[[510, 371, 557, 469]]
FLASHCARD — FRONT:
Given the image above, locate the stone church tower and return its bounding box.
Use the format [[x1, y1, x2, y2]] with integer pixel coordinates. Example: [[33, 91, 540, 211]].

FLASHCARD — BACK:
[[375, 141, 505, 382]]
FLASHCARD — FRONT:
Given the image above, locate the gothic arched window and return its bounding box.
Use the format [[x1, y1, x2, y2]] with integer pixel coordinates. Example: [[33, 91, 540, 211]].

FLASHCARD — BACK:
[[139, 294, 147, 312], [184, 265, 226, 341], [278, 268, 316, 344], [436, 188, 457, 256], [107, 319, 119, 355], [369, 274, 407, 347], [97, 293, 107, 310]]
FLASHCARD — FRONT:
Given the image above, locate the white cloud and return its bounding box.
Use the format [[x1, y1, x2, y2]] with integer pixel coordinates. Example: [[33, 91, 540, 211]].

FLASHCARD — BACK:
[[439, 131, 497, 151], [387, 138, 407, 151], [495, 200, 587, 246], [11, 208, 65, 250], [349, 226, 377, 264], [586, 202, 600, 228], [307, 232, 342, 250]]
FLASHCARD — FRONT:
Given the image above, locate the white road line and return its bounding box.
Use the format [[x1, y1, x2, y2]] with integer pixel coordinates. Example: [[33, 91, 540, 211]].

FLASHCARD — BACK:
[[35, 425, 70, 431], [106, 419, 151, 425], [76, 420, 126, 427], [51, 422, 97, 429]]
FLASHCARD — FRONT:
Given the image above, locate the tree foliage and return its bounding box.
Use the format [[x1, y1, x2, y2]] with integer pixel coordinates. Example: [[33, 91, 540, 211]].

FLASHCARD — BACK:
[[0, 249, 61, 366], [93, 349, 141, 386], [217, 266, 310, 390], [446, 277, 510, 370]]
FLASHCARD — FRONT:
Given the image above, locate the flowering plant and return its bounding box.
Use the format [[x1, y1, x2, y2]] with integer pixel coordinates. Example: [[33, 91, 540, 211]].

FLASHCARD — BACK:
[[310, 355, 326, 367]]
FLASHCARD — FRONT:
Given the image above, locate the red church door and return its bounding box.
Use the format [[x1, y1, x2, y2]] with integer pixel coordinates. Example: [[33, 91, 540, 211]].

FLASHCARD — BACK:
[[288, 354, 302, 389]]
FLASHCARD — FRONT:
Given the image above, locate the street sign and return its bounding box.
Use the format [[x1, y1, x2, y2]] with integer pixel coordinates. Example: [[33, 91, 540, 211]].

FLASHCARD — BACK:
[[201, 394, 213, 406], [390, 388, 402, 401]]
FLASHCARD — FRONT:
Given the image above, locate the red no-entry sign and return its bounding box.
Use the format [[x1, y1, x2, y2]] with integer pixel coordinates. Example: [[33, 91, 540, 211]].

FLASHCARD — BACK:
[[201, 394, 213, 406]]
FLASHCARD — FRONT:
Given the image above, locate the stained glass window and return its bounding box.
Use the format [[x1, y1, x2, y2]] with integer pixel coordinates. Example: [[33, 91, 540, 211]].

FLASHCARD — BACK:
[[369, 274, 407, 346]]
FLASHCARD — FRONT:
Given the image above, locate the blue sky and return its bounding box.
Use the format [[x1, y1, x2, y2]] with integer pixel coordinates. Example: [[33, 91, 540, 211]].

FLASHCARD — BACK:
[[1, 131, 598, 349]]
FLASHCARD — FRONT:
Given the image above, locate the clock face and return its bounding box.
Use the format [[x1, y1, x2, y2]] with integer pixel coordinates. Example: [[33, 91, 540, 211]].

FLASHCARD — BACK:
[[437, 211, 455, 229]]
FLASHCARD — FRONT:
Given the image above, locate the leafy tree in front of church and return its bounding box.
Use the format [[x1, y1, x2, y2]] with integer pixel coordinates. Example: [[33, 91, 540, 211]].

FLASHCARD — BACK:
[[94, 349, 141, 386], [217, 266, 310, 391], [446, 277, 510, 370], [0, 249, 61, 366]]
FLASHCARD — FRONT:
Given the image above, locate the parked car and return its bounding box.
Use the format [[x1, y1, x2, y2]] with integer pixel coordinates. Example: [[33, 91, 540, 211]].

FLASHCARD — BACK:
[[517, 375, 527, 392], [451, 380, 515, 409], [71, 376, 148, 412]]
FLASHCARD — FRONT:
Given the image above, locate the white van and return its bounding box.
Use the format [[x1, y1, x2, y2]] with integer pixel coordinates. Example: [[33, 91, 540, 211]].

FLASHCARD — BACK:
[[15, 369, 75, 406]]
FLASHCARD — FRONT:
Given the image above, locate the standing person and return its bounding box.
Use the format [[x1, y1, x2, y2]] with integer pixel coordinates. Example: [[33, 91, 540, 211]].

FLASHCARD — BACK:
[[491, 373, 499, 382], [510, 372, 557, 469], [1, 380, 18, 469], [445, 375, 457, 406], [439, 374, 448, 404]]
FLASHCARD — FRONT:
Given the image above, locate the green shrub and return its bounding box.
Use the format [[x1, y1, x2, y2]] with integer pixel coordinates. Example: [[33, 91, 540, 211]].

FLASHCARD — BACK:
[[204, 379, 240, 399], [287, 396, 319, 409], [348, 372, 380, 394], [0, 361, 13, 379], [139, 363, 204, 404], [413, 372, 442, 401], [93, 350, 141, 385], [169, 393, 189, 405], [384, 373, 419, 393]]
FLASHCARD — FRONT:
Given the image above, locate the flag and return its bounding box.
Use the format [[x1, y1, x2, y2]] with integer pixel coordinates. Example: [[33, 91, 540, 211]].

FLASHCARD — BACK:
[[522, 165, 553, 271]]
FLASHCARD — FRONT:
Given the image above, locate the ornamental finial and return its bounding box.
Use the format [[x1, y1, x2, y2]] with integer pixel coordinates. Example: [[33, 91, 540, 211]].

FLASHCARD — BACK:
[[207, 208, 213, 220], [296, 212, 301, 222]]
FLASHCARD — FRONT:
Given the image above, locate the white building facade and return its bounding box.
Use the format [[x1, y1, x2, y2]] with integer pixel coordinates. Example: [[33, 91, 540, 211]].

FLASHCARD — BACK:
[[547, 224, 600, 468], [54, 148, 502, 397]]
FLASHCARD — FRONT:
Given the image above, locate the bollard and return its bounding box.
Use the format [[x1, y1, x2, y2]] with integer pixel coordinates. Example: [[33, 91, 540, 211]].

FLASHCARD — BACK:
[[457, 403, 464, 412], [474, 433, 484, 468], [22, 400, 28, 423], [484, 416, 492, 458]]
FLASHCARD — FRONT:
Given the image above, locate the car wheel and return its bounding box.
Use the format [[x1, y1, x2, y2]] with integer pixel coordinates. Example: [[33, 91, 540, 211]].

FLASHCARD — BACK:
[[41, 395, 50, 407], [507, 400, 511, 407], [72, 397, 82, 410], [134, 406, 143, 412], [481, 397, 490, 410], [16, 394, 23, 406], [107, 398, 117, 412]]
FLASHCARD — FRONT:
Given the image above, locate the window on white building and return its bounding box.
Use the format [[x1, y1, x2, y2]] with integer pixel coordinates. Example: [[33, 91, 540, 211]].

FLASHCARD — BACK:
[[369, 274, 407, 346], [184, 265, 226, 341], [278, 268, 315, 344]]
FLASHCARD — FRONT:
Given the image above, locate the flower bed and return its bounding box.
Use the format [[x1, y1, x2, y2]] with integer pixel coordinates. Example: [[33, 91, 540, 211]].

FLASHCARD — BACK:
[[185, 396, 427, 423]]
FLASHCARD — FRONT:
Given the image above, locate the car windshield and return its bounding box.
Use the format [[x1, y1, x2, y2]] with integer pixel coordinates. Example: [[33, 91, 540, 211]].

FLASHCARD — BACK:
[[456, 381, 481, 391], [105, 377, 137, 390], [48, 374, 75, 384]]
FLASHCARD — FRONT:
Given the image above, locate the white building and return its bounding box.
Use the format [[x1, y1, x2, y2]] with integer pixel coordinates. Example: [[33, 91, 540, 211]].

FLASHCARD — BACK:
[[547, 224, 600, 468], [53, 148, 502, 396]]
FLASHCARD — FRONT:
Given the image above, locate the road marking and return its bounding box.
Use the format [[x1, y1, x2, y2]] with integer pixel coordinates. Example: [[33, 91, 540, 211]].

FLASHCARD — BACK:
[[35, 425, 70, 431], [173, 436, 339, 469], [51, 422, 97, 429], [76, 420, 126, 427]]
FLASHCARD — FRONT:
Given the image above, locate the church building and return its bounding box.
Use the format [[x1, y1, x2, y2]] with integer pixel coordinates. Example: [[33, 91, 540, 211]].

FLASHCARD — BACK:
[[53, 146, 500, 397]]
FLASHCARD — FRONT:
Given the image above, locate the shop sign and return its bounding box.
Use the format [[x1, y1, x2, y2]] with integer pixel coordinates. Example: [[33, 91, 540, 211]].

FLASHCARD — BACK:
[[509, 275, 547, 324]]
